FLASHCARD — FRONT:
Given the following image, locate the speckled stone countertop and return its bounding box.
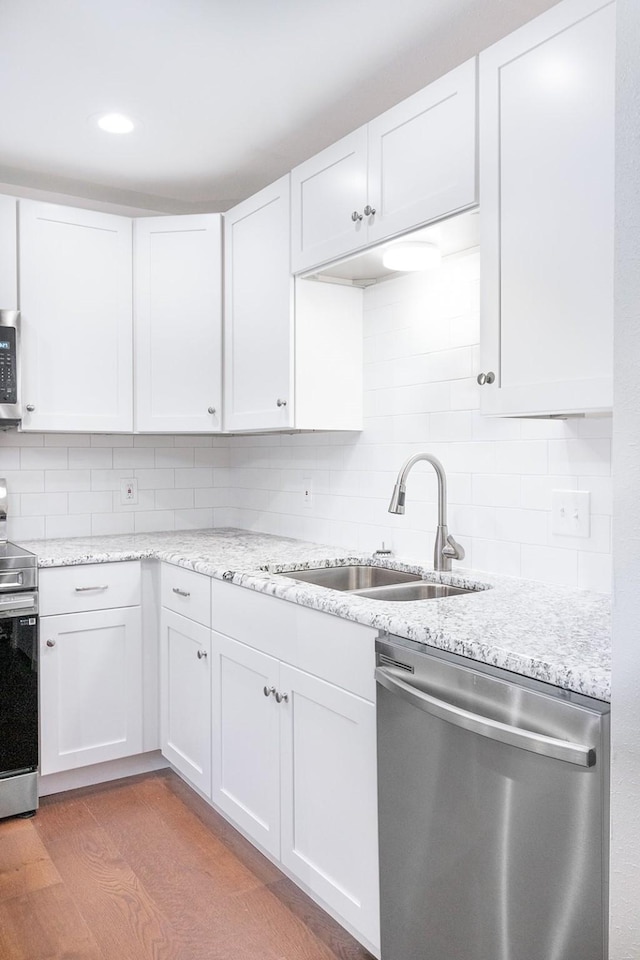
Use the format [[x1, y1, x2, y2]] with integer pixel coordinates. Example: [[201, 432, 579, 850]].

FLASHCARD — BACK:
[[19, 527, 611, 702]]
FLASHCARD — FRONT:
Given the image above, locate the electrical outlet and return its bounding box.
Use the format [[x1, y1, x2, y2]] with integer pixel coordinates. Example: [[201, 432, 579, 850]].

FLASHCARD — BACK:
[[303, 477, 313, 508], [551, 490, 590, 538], [120, 478, 138, 506]]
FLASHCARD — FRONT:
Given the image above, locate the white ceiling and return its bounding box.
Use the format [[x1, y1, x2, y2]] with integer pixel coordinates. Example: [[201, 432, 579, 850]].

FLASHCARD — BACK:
[[0, 0, 559, 214]]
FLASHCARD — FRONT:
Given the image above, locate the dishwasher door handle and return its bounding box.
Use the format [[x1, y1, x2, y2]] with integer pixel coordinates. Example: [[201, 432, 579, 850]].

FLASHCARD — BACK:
[[375, 666, 596, 767]]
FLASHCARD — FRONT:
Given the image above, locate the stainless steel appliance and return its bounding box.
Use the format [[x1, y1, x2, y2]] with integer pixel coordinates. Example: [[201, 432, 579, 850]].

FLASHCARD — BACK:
[[0, 310, 21, 427], [0, 478, 38, 819], [375, 633, 610, 960]]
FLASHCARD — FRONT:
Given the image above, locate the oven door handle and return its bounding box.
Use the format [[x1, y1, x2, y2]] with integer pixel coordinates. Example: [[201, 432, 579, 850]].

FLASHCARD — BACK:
[[375, 666, 596, 768]]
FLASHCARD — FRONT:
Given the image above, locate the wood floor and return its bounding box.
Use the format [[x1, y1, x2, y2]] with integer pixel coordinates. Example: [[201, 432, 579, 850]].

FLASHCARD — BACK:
[[0, 770, 375, 960]]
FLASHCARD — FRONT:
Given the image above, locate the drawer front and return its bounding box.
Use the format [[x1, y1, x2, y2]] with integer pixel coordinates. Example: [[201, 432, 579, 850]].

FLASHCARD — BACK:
[[212, 580, 376, 701], [161, 563, 211, 627], [39, 561, 141, 616]]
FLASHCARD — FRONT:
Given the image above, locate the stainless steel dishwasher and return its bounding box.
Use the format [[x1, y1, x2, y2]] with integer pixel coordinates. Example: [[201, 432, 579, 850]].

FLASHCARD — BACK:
[[375, 634, 610, 960]]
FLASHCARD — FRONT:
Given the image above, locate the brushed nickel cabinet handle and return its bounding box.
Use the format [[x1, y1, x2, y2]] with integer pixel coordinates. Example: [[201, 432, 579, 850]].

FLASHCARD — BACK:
[[197, 649, 207, 660], [172, 587, 190, 598], [275, 691, 289, 704], [46, 639, 56, 648], [75, 585, 108, 592]]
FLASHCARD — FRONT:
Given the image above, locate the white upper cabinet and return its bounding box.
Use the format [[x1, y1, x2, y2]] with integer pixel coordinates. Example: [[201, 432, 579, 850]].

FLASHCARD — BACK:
[[478, 0, 615, 417], [134, 214, 222, 433], [0, 196, 17, 309], [367, 58, 477, 245], [224, 176, 293, 432], [224, 176, 363, 433], [291, 59, 477, 273], [290, 128, 368, 273], [19, 201, 133, 432]]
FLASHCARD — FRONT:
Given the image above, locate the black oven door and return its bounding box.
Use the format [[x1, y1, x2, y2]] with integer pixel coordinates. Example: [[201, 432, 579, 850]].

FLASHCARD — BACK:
[[0, 613, 38, 774]]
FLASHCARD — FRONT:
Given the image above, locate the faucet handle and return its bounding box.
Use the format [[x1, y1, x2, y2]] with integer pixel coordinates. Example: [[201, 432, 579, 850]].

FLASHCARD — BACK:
[[442, 535, 465, 562]]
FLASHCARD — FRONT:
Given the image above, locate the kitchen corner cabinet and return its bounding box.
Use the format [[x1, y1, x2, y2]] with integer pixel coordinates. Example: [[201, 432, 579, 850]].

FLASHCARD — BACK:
[[224, 176, 363, 433], [134, 215, 222, 433], [290, 58, 477, 273], [39, 562, 143, 775], [0, 195, 17, 309], [19, 200, 133, 432], [211, 583, 380, 950], [478, 0, 615, 417]]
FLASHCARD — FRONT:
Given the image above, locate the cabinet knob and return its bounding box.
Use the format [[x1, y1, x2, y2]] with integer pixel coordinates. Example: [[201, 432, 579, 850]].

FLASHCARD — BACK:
[[364, 205, 376, 217], [197, 649, 207, 660], [26, 404, 35, 412], [276, 398, 287, 408], [263, 685, 276, 698], [46, 639, 55, 648], [275, 690, 289, 704], [477, 372, 496, 386], [207, 407, 216, 415], [351, 211, 363, 222]]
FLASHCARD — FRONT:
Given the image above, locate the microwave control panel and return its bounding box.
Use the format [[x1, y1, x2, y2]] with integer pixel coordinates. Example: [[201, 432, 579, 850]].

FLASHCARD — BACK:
[[0, 327, 17, 404]]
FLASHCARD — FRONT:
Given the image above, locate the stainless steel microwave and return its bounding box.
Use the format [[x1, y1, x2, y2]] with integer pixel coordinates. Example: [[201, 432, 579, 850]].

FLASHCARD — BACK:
[[0, 310, 21, 427]]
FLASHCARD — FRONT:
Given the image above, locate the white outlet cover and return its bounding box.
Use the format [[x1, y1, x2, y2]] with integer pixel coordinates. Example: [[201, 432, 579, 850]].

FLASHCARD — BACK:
[[303, 477, 313, 508], [551, 490, 590, 538], [120, 477, 138, 506]]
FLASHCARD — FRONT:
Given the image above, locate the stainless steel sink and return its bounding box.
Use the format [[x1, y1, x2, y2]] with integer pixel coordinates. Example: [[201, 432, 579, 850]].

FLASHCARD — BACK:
[[279, 565, 421, 591], [351, 581, 478, 601]]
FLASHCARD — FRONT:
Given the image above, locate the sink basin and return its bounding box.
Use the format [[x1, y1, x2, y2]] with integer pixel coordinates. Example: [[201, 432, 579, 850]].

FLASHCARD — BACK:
[[279, 565, 421, 591], [351, 581, 479, 601]]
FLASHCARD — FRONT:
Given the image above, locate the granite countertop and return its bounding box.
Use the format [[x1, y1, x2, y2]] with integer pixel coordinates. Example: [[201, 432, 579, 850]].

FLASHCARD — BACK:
[[19, 527, 612, 702]]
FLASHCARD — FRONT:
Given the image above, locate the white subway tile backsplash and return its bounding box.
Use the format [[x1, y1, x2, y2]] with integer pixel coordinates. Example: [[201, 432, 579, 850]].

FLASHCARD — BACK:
[[113, 447, 155, 468], [91, 513, 135, 536], [46, 515, 92, 538], [21, 448, 68, 470], [521, 545, 578, 588], [68, 447, 113, 469], [68, 491, 113, 515], [45, 470, 91, 492], [0, 250, 612, 595], [20, 492, 68, 517]]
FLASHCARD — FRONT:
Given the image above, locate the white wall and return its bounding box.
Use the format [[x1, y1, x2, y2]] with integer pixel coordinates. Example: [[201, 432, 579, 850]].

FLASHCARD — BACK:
[[610, 0, 640, 954], [0, 433, 230, 539], [227, 249, 613, 590]]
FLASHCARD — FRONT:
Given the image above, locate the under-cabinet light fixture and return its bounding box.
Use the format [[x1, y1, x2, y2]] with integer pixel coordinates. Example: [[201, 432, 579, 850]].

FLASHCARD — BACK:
[[382, 240, 441, 272]]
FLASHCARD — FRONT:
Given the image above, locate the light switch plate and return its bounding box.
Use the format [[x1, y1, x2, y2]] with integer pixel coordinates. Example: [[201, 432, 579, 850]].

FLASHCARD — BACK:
[[551, 490, 590, 538]]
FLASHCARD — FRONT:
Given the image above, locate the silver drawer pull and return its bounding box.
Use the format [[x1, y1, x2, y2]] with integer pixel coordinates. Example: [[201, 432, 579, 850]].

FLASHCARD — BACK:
[[75, 585, 109, 592], [172, 587, 191, 598], [275, 691, 289, 704], [197, 649, 207, 660]]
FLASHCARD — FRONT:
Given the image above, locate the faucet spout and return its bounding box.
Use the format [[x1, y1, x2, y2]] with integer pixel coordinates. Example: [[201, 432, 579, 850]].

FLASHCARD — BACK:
[[388, 454, 464, 572]]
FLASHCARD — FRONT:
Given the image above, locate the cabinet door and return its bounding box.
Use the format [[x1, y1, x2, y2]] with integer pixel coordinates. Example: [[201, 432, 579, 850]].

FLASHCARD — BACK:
[[280, 664, 380, 949], [210, 630, 281, 858], [160, 609, 211, 796], [224, 176, 293, 431], [479, 0, 614, 417], [291, 127, 368, 272], [40, 606, 142, 774], [367, 59, 477, 244], [19, 201, 133, 431], [0, 195, 17, 309], [134, 215, 222, 433]]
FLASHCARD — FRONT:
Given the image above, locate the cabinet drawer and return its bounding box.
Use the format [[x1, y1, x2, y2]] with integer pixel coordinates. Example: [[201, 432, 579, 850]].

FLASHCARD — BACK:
[[39, 561, 141, 616], [161, 563, 211, 627]]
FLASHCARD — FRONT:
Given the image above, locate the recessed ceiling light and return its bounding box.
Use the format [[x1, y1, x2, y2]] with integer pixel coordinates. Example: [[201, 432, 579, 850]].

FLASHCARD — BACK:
[[382, 241, 441, 272], [96, 113, 135, 134]]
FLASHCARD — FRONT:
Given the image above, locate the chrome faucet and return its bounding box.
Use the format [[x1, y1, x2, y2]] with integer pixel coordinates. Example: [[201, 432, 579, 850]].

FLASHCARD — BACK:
[[388, 454, 465, 572]]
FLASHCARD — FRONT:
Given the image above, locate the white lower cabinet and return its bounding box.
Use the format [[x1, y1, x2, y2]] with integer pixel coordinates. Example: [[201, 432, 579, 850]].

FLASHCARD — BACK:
[[211, 616, 380, 950], [40, 606, 143, 775], [160, 608, 212, 796], [279, 663, 379, 946]]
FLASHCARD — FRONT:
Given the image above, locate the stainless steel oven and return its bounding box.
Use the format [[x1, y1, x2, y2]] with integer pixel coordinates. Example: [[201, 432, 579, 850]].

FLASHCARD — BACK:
[[0, 539, 38, 819]]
